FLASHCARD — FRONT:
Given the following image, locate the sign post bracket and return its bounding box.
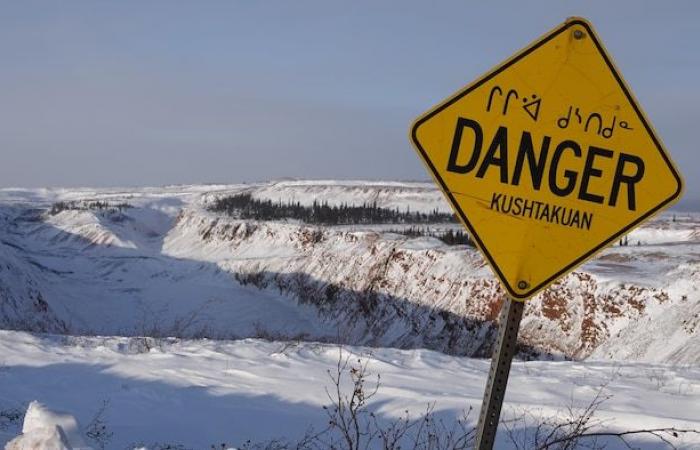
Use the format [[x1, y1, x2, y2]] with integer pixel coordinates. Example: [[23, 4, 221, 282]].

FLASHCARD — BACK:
[[474, 296, 525, 450]]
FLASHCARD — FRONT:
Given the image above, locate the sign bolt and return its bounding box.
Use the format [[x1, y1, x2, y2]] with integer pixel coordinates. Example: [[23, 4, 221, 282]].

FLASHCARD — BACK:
[[517, 281, 529, 290], [573, 29, 585, 40]]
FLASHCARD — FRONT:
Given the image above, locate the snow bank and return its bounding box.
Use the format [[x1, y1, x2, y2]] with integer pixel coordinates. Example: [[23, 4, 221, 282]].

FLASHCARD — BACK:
[[5, 401, 91, 450], [0, 331, 699, 449]]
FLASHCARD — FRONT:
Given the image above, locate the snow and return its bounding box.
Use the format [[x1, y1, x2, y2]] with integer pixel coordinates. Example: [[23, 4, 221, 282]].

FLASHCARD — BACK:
[[0, 181, 696, 362], [0, 331, 699, 449], [245, 179, 452, 214], [0, 201, 331, 341], [0, 180, 697, 448], [6, 426, 73, 450], [6, 401, 91, 450], [0, 181, 697, 361]]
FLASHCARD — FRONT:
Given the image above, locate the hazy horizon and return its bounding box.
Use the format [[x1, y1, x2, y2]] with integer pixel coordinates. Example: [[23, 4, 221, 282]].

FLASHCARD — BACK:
[[1, 1, 698, 207]]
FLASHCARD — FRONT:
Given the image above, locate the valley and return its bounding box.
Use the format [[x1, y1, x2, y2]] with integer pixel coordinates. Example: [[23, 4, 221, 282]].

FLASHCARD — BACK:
[[0, 180, 698, 448]]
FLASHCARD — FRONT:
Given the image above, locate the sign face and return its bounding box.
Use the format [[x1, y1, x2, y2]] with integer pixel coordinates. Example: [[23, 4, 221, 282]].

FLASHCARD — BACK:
[[410, 17, 683, 300]]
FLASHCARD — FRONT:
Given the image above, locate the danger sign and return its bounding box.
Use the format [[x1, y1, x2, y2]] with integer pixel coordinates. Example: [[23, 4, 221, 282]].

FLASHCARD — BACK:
[[410, 17, 683, 299]]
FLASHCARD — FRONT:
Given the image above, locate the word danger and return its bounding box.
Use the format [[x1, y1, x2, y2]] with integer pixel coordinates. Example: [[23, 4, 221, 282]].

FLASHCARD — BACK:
[[446, 117, 645, 211]]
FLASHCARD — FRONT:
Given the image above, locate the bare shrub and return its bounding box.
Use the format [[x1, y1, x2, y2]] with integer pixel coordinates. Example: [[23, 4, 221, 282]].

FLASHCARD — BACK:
[[85, 399, 114, 450], [502, 382, 700, 449], [241, 346, 475, 450], [240, 348, 699, 450], [0, 406, 23, 431]]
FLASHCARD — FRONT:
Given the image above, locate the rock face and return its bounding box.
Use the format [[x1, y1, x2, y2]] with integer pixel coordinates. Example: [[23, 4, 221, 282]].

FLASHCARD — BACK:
[[166, 207, 698, 361], [0, 181, 698, 363]]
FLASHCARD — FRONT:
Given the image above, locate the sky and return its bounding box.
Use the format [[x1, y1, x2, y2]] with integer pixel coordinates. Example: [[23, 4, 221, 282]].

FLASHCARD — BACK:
[[0, 1, 698, 207]]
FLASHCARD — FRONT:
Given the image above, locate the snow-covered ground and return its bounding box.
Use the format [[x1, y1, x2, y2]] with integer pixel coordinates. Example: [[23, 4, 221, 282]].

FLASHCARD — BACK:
[[0, 180, 698, 448], [0, 331, 699, 449]]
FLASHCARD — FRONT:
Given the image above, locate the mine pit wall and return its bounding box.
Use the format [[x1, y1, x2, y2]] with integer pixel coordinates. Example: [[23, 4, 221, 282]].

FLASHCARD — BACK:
[[170, 210, 671, 360], [0, 246, 68, 334]]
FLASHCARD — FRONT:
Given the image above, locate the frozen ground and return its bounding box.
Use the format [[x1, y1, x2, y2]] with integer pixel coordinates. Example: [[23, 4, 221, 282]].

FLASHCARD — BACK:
[[0, 180, 697, 448], [0, 331, 699, 449], [0, 180, 697, 362]]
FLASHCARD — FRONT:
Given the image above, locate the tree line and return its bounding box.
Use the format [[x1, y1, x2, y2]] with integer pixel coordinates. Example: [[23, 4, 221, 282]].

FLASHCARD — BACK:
[[49, 200, 133, 216], [208, 193, 458, 226], [385, 227, 474, 247]]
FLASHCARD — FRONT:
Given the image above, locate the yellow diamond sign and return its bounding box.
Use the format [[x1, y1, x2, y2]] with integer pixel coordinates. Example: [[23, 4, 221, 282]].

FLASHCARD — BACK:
[[410, 17, 683, 300]]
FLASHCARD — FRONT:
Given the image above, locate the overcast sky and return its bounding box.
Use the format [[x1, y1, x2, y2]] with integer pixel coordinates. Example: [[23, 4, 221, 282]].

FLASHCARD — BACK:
[[0, 1, 698, 207]]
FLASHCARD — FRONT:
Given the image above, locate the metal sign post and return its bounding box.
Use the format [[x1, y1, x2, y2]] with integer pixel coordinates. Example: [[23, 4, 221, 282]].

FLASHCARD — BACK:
[[475, 297, 525, 450]]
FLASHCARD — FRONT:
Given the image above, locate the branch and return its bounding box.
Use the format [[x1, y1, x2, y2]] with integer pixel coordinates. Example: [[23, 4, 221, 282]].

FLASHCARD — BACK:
[[539, 427, 700, 450]]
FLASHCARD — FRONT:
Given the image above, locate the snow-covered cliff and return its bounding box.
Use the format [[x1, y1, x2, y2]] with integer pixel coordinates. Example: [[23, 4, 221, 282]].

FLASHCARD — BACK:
[[0, 180, 697, 363]]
